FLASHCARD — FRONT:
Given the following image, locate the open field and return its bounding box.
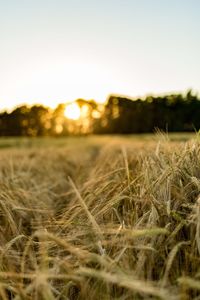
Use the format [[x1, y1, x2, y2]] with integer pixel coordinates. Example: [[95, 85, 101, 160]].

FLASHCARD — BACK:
[[0, 132, 196, 149], [0, 133, 200, 299]]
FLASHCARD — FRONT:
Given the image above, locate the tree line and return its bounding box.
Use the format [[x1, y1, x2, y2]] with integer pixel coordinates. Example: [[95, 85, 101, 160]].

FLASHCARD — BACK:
[[0, 90, 199, 136]]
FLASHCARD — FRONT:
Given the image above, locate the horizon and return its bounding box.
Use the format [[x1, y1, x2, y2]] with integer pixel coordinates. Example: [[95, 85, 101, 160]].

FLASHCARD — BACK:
[[1, 0, 200, 110], [1, 88, 199, 113]]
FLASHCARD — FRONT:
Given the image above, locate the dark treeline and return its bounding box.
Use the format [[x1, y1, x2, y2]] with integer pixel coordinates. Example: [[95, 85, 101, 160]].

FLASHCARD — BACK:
[[0, 90, 200, 136], [102, 90, 200, 134]]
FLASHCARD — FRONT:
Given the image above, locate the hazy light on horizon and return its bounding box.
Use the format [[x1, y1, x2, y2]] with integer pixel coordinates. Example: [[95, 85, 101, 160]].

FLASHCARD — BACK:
[[0, 0, 200, 110]]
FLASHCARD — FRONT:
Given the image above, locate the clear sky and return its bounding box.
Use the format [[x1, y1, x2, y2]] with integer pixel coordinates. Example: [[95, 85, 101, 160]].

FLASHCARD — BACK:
[[1, 0, 200, 110]]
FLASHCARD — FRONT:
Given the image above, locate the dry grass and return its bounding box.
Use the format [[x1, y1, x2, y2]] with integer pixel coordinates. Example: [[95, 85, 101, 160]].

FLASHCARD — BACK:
[[0, 135, 200, 299]]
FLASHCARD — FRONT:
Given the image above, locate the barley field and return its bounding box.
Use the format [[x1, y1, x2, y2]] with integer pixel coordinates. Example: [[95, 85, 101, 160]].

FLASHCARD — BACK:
[[0, 133, 200, 299]]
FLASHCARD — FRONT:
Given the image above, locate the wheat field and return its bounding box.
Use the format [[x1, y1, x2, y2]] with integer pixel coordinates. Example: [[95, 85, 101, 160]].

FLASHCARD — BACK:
[[0, 134, 200, 299]]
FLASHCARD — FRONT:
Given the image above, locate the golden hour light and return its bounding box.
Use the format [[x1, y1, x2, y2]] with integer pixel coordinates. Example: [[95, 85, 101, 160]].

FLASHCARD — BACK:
[[64, 103, 81, 120]]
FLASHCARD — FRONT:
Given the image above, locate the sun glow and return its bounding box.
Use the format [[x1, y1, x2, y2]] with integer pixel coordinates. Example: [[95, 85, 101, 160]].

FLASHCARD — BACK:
[[64, 103, 81, 120]]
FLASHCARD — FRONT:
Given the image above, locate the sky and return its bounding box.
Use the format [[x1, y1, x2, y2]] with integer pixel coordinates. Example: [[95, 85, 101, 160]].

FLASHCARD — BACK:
[[0, 0, 200, 110]]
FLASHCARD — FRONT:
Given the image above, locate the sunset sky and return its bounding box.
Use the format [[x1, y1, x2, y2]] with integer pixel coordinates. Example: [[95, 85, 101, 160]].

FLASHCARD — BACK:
[[0, 0, 200, 110]]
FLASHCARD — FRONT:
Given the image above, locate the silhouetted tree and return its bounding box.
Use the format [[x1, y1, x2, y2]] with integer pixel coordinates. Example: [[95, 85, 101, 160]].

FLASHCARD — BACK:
[[0, 91, 200, 136]]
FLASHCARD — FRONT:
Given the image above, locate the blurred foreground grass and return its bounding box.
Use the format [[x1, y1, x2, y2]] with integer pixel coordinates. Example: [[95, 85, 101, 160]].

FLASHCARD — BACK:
[[0, 132, 200, 299]]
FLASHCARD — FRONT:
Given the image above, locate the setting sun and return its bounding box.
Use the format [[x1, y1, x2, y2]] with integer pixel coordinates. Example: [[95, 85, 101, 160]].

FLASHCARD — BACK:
[[64, 103, 81, 120]]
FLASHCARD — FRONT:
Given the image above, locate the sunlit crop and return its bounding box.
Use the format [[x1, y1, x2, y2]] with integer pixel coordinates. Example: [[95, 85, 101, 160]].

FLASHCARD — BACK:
[[0, 135, 199, 299]]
